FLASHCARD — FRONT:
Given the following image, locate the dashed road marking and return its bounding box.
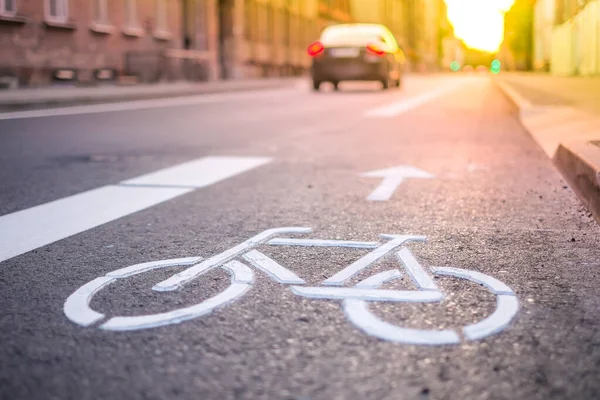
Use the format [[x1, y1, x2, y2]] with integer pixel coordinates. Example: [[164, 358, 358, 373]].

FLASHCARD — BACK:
[[0, 156, 271, 264], [363, 83, 464, 118]]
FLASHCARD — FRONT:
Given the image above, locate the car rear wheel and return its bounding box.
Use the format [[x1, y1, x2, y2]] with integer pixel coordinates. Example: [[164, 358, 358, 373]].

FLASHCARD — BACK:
[[332, 81, 340, 91], [312, 80, 321, 91], [381, 79, 390, 90]]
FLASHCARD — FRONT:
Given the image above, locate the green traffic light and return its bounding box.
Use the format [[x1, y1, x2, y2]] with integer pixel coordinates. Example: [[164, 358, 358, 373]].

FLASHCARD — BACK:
[[491, 59, 501, 69], [450, 61, 460, 72]]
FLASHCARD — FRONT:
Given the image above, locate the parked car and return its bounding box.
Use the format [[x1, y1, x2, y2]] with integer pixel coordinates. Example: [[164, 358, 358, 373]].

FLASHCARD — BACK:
[[307, 23, 406, 91]]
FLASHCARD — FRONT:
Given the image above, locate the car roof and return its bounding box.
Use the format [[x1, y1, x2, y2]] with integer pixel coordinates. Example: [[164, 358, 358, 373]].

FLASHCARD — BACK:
[[321, 23, 389, 35]]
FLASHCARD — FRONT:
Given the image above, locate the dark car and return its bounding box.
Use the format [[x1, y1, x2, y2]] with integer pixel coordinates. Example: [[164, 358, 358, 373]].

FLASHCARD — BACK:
[[308, 23, 406, 91]]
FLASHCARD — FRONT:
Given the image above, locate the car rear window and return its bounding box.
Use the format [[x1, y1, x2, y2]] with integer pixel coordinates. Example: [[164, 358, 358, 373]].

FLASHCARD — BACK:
[[320, 28, 384, 46]]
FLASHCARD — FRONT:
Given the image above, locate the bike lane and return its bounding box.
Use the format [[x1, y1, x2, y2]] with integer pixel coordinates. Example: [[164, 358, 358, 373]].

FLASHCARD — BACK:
[[1, 77, 599, 400]]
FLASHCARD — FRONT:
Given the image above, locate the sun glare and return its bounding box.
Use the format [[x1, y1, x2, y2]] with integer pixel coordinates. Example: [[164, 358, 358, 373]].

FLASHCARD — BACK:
[[444, 0, 515, 53]]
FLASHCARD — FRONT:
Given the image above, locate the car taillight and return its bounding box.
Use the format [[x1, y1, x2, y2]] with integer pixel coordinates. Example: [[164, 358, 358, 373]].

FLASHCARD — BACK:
[[308, 41, 324, 57], [366, 43, 385, 56]]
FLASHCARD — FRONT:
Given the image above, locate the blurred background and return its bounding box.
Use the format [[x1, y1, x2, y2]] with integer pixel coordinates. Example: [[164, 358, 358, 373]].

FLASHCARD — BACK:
[[0, 0, 597, 88]]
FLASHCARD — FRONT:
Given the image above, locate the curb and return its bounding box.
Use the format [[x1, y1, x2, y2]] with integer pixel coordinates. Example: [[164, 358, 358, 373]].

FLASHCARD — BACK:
[[0, 79, 302, 111], [493, 77, 600, 224], [554, 141, 600, 223]]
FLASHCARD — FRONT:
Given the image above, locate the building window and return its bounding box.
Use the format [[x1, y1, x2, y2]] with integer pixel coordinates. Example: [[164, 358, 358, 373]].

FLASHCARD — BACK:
[[45, 0, 69, 23], [0, 0, 17, 17], [93, 0, 108, 24]]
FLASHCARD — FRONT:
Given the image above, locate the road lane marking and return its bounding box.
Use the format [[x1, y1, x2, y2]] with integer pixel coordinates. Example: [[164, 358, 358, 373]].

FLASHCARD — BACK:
[[122, 156, 271, 188], [99, 260, 255, 331], [361, 165, 435, 201], [243, 250, 306, 284], [322, 235, 427, 286], [431, 266, 515, 295], [65, 229, 520, 344], [363, 83, 464, 118], [290, 286, 444, 302], [152, 227, 312, 292], [0, 156, 271, 264], [462, 295, 519, 341], [396, 247, 439, 291], [267, 238, 380, 248], [343, 270, 460, 345], [0, 90, 295, 121]]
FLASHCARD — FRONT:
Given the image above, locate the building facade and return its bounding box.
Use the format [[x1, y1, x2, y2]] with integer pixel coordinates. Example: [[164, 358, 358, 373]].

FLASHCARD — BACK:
[[550, 0, 600, 75], [0, 0, 190, 86], [0, 0, 445, 87]]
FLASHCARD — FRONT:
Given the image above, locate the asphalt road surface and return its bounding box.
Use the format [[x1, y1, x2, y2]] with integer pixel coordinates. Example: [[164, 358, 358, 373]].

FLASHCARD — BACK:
[[1, 75, 599, 400]]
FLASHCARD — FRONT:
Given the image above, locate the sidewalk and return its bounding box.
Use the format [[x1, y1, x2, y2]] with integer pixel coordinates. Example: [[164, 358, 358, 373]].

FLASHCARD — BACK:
[[494, 72, 600, 224], [0, 78, 304, 110]]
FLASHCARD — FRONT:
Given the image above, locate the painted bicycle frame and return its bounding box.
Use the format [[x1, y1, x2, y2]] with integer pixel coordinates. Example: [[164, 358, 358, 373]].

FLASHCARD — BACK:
[[64, 227, 519, 345]]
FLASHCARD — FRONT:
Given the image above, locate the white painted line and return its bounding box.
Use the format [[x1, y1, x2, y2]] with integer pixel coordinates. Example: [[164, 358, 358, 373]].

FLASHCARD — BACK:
[[361, 166, 434, 202], [463, 295, 519, 341], [0, 89, 294, 121], [364, 84, 463, 118], [0, 186, 191, 264], [153, 227, 312, 292], [354, 269, 403, 289], [223, 260, 255, 284], [100, 261, 254, 331], [322, 235, 426, 286], [63, 276, 114, 327], [343, 266, 459, 345], [106, 257, 202, 278], [0, 156, 272, 264], [243, 250, 306, 284], [396, 248, 439, 291], [122, 156, 271, 188], [343, 299, 461, 345], [290, 286, 443, 302], [267, 238, 380, 248], [431, 267, 515, 295], [64, 257, 203, 328]]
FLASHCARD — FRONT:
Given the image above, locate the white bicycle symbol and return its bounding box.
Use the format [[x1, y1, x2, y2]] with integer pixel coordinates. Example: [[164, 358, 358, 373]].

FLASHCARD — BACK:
[[64, 227, 519, 345]]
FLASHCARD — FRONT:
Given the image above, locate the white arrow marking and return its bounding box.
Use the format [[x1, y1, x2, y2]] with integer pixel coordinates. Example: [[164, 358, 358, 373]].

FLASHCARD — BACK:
[[361, 166, 434, 201]]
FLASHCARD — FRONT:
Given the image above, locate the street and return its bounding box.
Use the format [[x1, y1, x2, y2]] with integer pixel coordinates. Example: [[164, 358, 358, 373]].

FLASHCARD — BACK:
[[1, 74, 599, 400]]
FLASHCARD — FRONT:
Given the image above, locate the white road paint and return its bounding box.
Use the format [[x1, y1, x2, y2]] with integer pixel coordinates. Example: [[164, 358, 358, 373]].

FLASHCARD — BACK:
[[290, 286, 443, 302], [343, 269, 459, 345], [431, 266, 519, 341], [106, 257, 202, 278], [354, 269, 404, 288], [0, 89, 295, 121], [153, 227, 312, 292], [267, 238, 380, 248], [344, 299, 461, 345], [63, 276, 115, 327], [64, 229, 519, 344], [64, 257, 202, 327], [463, 295, 519, 341], [100, 261, 254, 331], [363, 84, 463, 118], [362, 166, 435, 201], [322, 234, 426, 286], [0, 156, 271, 264], [431, 266, 515, 295], [121, 156, 271, 188], [396, 247, 439, 291], [243, 250, 306, 284], [0, 186, 191, 264]]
